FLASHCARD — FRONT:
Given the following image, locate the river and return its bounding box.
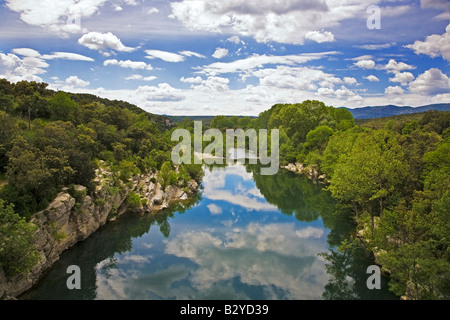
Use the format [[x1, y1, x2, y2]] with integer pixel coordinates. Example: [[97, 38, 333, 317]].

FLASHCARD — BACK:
[[21, 162, 397, 300]]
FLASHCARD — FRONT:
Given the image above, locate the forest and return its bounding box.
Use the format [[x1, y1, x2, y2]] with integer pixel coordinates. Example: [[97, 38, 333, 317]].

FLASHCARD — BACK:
[[0, 79, 203, 278], [208, 100, 449, 300], [0, 79, 448, 300]]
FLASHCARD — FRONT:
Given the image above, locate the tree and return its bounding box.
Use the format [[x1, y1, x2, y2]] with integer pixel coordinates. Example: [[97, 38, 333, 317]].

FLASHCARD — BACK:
[[49, 91, 76, 122], [328, 130, 408, 222], [0, 199, 40, 276], [158, 161, 173, 191], [304, 125, 334, 152]]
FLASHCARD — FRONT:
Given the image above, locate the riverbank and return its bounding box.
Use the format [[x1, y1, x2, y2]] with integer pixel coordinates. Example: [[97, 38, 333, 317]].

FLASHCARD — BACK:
[[282, 162, 329, 184], [0, 163, 199, 299]]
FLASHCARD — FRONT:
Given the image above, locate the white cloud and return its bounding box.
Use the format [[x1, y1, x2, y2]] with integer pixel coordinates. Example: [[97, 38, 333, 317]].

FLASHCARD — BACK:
[[136, 83, 186, 102], [343, 77, 357, 85], [12, 48, 41, 57], [125, 75, 157, 82], [65, 75, 90, 87], [191, 76, 230, 92], [5, 0, 109, 36], [227, 36, 244, 45], [357, 43, 392, 50], [207, 204, 223, 215], [78, 32, 137, 53], [385, 86, 404, 95], [405, 23, 450, 61], [170, 0, 373, 45], [41, 52, 94, 62], [305, 30, 335, 43], [145, 50, 185, 62], [389, 72, 415, 86], [180, 76, 204, 84], [364, 75, 380, 82], [350, 55, 374, 61], [0, 52, 46, 83], [212, 48, 229, 59], [198, 51, 338, 76], [104, 59, 153, 70], [115, 6, 123, 12], [147, 7, 159, 14], [354, 59, 376, 69], [179, 51, 206, 58], [384, 59, 415, 74], [409, 68, 450, 95]]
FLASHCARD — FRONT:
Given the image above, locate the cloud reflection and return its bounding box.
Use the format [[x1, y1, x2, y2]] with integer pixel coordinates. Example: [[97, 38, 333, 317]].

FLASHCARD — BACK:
[[165, 223, 329, 299], [203, 165, 279, 212]]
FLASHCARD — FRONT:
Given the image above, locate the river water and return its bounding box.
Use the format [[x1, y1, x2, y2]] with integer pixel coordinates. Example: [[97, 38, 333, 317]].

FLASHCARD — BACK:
[[21, 163, 397, 300]]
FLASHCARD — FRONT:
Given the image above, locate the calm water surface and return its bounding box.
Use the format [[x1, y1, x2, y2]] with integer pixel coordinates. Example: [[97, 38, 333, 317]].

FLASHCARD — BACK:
[[21, 163, 397, 300]]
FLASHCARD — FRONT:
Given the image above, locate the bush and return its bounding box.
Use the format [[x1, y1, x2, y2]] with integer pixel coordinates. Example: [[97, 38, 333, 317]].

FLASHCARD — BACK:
[[126, 191, 141, 210]]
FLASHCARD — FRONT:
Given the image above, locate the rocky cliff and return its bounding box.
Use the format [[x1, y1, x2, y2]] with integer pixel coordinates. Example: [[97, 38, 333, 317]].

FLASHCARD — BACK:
[[0, 163, 198, 299]]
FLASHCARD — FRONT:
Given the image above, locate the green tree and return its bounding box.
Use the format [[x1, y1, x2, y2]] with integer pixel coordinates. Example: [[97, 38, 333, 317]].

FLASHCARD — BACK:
[[328, 130, 408, 222], [158, 161, 173, 191], [49, 91, 76, 122], [0, 199, 40, 276]]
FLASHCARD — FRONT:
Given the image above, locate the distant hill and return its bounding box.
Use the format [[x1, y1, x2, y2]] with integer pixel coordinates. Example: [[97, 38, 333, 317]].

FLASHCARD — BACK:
[[346, 104, 450, 119]]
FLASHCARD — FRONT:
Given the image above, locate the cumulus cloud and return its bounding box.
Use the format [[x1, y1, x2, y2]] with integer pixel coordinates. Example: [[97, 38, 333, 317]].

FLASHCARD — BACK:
[[65, 75, 90, 87], [104, 59, 153, 70], [78, 32, 137, 54], [125, 75, 157, 82], [385, 86, 404, 95], [5, 0, 110, 36], [408, 68, 450, 95], [353, 59, 376, 69], [305, 31, 335, 43], [405, 23, 450, 61], [135, 83, 186, 102], [389, 72, 415, 86], [384, 59, 416, 74], [212, 48, 229, 59], [0, 48, 94, 83], [364, 75, 380, 82], [0, 52, 45, 83], [170, 0, 371, 45], [180, 76, 204, 84]]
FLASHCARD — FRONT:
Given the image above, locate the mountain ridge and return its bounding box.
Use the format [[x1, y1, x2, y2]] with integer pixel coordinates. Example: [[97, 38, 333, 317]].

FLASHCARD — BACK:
[[345, 103, 450, 119]]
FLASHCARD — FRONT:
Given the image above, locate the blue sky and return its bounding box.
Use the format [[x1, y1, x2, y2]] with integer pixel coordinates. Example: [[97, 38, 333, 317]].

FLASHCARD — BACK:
[[1, 0, 449, 116]]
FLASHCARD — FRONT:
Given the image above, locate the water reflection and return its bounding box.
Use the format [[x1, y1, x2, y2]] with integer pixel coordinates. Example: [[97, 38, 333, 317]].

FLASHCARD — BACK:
[[21, 162, 397, 300]]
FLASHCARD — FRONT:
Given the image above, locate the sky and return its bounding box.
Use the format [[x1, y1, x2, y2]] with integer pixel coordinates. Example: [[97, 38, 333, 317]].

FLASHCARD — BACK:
[[0, 0, 449, 116]]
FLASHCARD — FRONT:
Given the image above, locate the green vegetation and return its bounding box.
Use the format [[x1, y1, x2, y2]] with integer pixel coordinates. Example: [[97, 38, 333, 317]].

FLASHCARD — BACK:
[[228, 101, 448, 300], [0, 79, 203, 278], [0, 199, 39, 276]]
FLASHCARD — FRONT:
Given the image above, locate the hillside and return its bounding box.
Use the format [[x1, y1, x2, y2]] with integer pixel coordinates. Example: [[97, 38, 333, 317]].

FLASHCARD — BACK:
[[346, 104, 450, 119]]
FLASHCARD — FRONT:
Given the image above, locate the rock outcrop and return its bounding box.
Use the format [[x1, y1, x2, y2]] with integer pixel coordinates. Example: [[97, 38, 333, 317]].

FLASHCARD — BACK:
[[282, 162, 329, 184], [0, 164, 199, 299]]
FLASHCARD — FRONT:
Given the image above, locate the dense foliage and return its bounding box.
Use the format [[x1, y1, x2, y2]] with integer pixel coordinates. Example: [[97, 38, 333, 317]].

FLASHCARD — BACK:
[[0, 79, 202, 277]]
